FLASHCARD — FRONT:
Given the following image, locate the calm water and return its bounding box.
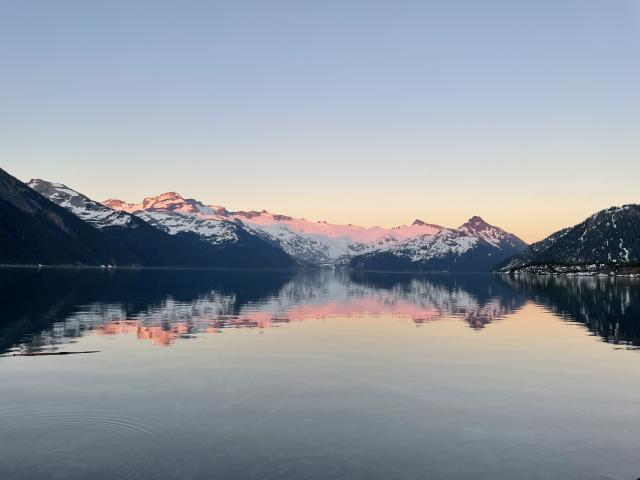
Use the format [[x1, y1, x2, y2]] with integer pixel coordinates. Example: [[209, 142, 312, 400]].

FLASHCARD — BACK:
[[1, 269, 639, 480]]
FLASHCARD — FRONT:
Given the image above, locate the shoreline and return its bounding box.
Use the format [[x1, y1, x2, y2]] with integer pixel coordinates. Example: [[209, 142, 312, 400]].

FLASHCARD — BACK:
[[0, 264, 308, 272], [495, 264, 640, 278]]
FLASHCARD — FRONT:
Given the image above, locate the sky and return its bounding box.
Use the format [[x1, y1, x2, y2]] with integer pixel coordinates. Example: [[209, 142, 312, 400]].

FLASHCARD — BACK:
[[1, 0, 639, 243]]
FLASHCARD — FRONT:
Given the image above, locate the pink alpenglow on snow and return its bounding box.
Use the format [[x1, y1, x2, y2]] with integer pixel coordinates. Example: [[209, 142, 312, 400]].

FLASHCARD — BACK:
[[103, 191, 527, 267]]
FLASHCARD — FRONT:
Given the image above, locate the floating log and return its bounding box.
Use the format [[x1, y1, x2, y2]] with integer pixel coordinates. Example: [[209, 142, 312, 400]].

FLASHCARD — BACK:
[[7, 350, 100, 356]]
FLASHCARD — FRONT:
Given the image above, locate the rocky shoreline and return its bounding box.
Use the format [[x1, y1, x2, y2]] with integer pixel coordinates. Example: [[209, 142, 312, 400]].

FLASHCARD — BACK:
[[498, 263, 640, 277]]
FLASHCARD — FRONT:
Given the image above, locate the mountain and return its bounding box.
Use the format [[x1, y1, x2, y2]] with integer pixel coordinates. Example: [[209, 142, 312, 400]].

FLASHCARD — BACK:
[[29, 180, 294, 268], [104, 192, 243, 245], [458, 216, 527, 251], [228, 213, 445, 267], [495, 205, 640, 274], [29, 179, 136, 229], [12, 172, 527, 270], [349, 217, 528, 272], [0, 168, 137, 266], [105, 192, 512, 268]]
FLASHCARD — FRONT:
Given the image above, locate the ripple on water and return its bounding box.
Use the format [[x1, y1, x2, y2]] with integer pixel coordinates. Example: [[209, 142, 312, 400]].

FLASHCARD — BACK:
[[0, 407, 168, 480]]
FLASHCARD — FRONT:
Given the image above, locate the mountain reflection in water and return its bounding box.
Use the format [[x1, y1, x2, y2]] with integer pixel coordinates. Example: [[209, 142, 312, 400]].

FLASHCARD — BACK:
[[0, 269, 638, 354], [503, 274, 640, 348]]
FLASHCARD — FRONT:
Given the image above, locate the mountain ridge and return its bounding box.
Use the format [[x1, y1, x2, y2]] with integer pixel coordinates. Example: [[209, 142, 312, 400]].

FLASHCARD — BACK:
[[103, 191, 528, 269], [349, 220, 528, 272], [495, 205, 640, 274], [11, 174, 636, 274], [27, 179, 294, 268], [0, 168, 139, 266]]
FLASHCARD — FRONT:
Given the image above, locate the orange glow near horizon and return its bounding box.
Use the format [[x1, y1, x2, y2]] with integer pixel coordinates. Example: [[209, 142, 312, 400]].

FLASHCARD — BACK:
[[95, 186, 638, 245], [102, 186, 628, 243]]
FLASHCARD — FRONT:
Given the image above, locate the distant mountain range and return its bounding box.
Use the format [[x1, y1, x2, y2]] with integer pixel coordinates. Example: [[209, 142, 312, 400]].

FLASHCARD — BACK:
[[495, 205, 640, 274], [1, 166, 637, 273], [19, 173, 529, 270], [349, 216, 527, 272], [98, 190, 528, 269], [102, 192, 452, 266], [27, 178, 293, 268]]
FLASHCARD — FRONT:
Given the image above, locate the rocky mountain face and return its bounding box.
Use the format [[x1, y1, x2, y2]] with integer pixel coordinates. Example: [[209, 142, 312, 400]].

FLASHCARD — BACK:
[[105, 192, 447, 267], [27, 180, 294, 268], [349, 218, 528, 272], [496, 205, 640, 274], [229, 213, 446, 267], [9, 168, 527, 270], [458, 216, 527, 251], [104, 192, 526, 270], [104, 192, 242, 246], [28, 179, 135, 229], [0, 168, 137, 266]]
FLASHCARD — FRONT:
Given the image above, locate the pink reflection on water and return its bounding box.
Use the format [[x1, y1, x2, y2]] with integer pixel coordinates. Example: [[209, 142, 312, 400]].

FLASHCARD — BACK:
[[94, 295, 510, 347]]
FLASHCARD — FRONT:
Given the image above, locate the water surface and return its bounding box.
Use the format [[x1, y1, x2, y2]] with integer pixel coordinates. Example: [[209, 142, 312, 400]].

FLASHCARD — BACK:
[[1, 269, 639, 479]]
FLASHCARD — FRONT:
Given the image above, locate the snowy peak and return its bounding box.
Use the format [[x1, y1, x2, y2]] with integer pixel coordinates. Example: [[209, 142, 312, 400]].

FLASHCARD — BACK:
[[29, 179, 133, 229], [142, 191, 186, 210], [103, 192, 243, 245], [459, 216, 499, 235], [103, 199, 136, 212], [19, 175, 293, 268], [460, 215, 489, 229], [99, 190, 526, 267], [106, 192, 221, 217], [458, 216, 526, 249], [350, 216, 528, 272]]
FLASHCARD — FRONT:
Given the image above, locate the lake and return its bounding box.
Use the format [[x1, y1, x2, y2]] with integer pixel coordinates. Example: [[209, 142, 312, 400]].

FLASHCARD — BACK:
[[1, 269, 639, 480]]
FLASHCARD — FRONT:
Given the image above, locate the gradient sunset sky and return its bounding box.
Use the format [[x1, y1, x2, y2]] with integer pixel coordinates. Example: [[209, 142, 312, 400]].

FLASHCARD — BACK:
[[2, 0, 639, 243]]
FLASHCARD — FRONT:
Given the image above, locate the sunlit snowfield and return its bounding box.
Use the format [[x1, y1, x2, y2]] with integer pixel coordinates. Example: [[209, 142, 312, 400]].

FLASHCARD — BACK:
[[1, 269, 639, 480]]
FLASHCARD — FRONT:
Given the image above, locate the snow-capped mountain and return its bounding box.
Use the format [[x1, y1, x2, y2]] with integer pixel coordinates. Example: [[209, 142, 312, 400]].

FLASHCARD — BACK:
[[230, 212, 445, 266], [349, 217, 527, 272], [28, 180, 294, 268], [496, 205, 640, 274], [104, 192, 243, 246], [104, 191, 526, 269], [0, 169, 138, 266], [458, 216, 527, 250], [28, 179, 134, 229], [105, 192, 446, 266]]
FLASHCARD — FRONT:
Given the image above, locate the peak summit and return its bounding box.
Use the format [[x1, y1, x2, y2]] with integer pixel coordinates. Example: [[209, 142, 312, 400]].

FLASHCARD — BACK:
[[157, 191, 184, 201], [143, 191, 185, 204], [457, 216, 527, 249], [459, 216, 495, 233], [466, 215, 487, 225], [141, 191, 189, 210]]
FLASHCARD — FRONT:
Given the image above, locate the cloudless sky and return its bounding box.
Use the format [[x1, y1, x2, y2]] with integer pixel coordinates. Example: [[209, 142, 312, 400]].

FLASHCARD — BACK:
[[1, 0, 639, 242]]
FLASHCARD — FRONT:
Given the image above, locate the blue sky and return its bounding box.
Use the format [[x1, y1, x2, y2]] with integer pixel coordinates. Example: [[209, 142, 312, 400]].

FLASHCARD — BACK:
[[1, 0, 638, 241]]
